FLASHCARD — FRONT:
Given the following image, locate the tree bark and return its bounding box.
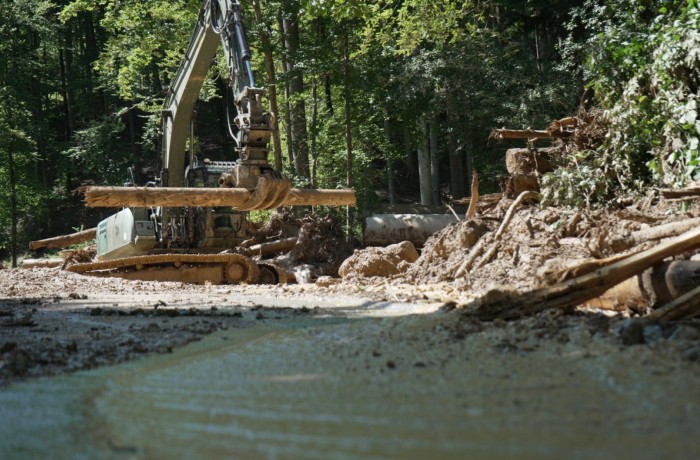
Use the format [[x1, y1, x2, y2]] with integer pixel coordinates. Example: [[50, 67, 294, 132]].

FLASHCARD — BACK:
[[282, 8, 310, 180], [8, 141, 18, 268], [403, 124, 416, 178], [384, 119, 395, 205], [311, 77, 319, 188], [252, 0, 283, 172], [417, 121, 432, 206], [276, 14, 294, 167], [83, 186, 356, 208], [447, 119, 467, 200], [29, 228, 97, 250], [343, 26, 354, 232], [429, 117, 440, 205]]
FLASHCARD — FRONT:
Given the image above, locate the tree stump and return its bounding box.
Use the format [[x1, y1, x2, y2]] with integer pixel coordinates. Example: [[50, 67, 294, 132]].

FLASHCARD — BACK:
[[505, 147, 560, 194]]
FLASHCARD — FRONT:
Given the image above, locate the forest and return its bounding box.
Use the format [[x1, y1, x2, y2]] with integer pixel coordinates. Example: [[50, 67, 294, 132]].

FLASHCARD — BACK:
[[1, 0, 699, 266]]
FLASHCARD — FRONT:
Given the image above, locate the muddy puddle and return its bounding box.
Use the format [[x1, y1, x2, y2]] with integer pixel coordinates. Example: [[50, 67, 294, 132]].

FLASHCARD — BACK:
[[2, 310, 700, 459]]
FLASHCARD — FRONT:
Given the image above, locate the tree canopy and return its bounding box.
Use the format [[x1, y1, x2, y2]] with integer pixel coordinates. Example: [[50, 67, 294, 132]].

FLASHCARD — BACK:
[[1, 0, 698, 263]]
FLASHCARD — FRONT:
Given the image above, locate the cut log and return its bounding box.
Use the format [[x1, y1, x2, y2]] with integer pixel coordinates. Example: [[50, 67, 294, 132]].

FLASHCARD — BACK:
[[364, 214, 459, 247], [29, 227, 97, 250], [83, 187, 356, 208], [586, 260, 700, 310], [465, 225, 700, 320], [245, 237, 298, 257], [505, 148, 560, 176], [22, 258, 64, 269], [660, 187, 700, 199], [645, 284, 700, 322], [505, 148, 561, 194], [609, 217, 700, 252], [491, 128, 572, 140]]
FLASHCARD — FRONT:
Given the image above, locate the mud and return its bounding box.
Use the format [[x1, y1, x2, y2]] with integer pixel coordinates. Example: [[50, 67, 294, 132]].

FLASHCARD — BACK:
[[339, 241, 419, 278]]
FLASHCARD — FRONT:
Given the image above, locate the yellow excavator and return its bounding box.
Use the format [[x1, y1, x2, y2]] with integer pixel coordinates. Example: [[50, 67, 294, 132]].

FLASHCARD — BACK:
[[67, 0, 355, 284]]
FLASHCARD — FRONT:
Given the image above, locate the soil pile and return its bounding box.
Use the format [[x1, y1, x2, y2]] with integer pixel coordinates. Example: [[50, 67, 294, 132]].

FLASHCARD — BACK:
[[392, 197, 700, 299], [339, 241, 419, 278]]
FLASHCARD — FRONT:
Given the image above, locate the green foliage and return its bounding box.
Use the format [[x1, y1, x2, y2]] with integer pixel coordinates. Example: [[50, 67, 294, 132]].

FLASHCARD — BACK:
[[64, 117, 134, 184], [548, 0, 700, 204], [61, 0, 201, 105]]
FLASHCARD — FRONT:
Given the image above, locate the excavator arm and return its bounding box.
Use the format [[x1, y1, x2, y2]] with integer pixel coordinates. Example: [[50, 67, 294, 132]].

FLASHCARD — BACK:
[[161, 0, 275, 192]]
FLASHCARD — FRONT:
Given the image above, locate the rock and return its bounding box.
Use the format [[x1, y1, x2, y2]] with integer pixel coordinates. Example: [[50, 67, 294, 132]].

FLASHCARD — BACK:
[[315, 276, 338, 287], [642, 324, 664, 343], [683, 346, 700, 362], [617, 319, 645, 346], [338, 241, 419, 278]]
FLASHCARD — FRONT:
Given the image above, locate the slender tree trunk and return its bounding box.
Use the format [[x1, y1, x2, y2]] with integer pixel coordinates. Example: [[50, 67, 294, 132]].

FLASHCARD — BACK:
[[324, 74, 333, 115], [282, 9, 310, 180], [403, 124, 416, 179], [6, 140, 18, 268], [59, 48, 73, 139], [417, 121, 432, 206], [447, 114, 465, 199], [311, 77, 318, 188], [384, 119, 395, 205], [343, 27, 354, 233], [252, 0, 283, 172], [277, 14, 294, 167], [429, 117, 440, 205]]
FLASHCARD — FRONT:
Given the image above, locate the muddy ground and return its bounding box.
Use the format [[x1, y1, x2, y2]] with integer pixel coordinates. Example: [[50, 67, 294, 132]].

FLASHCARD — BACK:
[[3, 199, 700, 390]]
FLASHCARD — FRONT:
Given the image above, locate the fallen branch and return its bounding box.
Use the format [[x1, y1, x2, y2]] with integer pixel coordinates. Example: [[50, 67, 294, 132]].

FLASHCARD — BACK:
[[454, 236, 491, 278], [608, 217, 700, 252], [645, 284, 700, 323], [491, 128, 572, 140], [464, 225, 700, 321], [541, 250, 641, 285], [660, 187, 700, 199], [21, 258, 64, 269], [244, 237, 298, 257], [476, 191, 540, 268], [29, 227, 96, 250]]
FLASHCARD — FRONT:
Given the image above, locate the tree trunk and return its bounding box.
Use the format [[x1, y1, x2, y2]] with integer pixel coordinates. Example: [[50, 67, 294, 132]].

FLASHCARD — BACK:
[[311, 77, 319, 189], [447, 122, 465, 199], [403, 124, 416, 179], [282, 9, 310, 180], [252, 0, 283, 172], [83, 186, 356, 208], [277, 14, 294, 167], [417, 121, 432, 206], [343, 27, 354, 232], [429, 117, 440, 205], [324, 74, 333, 115], [384, 119, 395, 205], [7, 142, 17, 268]]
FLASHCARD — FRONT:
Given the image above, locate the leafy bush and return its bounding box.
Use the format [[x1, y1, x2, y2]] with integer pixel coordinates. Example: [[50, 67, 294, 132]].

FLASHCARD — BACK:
[[546, 0, 700, 205]]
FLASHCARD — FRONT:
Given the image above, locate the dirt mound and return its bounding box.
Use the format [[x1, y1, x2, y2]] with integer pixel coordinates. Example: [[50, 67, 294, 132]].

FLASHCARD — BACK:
[[396, 197, 698, 298], [339, 241, 419, 278]]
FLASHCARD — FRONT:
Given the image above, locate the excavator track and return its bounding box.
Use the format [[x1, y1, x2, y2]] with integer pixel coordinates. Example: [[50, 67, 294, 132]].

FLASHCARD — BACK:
[[257, 262, 291, 285], [66, 253, 260, 285]]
